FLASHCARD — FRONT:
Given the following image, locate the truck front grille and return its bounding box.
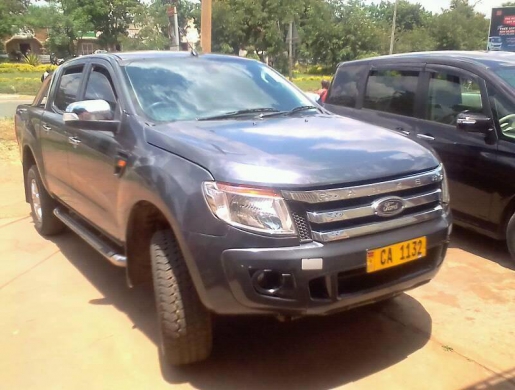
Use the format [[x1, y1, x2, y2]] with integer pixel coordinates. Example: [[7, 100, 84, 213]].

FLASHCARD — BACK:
[[284, 166, 445, 243]]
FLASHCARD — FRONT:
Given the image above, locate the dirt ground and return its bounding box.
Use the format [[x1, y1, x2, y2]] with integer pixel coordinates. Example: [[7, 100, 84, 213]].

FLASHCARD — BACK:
[[1, 159, 515, 389]]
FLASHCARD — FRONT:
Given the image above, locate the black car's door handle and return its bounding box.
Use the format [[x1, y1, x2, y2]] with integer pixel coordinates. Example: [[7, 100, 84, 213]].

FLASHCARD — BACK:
[[395, 127, 410, 136], [42, 124, 51, 132], [417, 133, 435, 141], [68, 136, 81, 147]]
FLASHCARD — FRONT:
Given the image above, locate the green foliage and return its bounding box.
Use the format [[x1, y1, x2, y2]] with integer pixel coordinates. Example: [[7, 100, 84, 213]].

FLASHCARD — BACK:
[[0, 0, 28, 38], [23, 53, 41, 66]]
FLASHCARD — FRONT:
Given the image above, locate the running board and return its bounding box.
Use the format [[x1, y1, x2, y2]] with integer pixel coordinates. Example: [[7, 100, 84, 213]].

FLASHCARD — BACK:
[[53, 208, 127, 267]]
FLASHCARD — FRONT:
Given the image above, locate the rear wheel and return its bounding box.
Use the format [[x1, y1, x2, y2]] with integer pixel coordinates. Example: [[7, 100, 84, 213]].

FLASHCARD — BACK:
[[507, 212, 515, 262], [150, 230, 212, 365], [26, 165, 64, 236]]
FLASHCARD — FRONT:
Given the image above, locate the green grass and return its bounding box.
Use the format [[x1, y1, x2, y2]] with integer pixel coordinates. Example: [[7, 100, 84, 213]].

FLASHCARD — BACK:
[[0, 71, 41, 95], [292, 78, 323, 92]]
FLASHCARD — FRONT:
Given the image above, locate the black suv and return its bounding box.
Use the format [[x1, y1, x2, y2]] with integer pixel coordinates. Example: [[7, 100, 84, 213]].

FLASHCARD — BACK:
[[324, 51, 515, 260], [15, 52, 451, 365]]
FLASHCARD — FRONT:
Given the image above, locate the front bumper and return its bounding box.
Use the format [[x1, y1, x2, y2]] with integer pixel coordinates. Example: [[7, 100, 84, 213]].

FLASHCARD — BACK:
[[185, 213, 451, 317]]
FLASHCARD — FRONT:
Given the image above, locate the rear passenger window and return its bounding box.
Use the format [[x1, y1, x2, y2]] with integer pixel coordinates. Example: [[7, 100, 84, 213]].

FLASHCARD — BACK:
[[54, 66, 84, 112], [364, 70, 419, 117], [426, 72, 484, 125], [326, 65, 364, 107]]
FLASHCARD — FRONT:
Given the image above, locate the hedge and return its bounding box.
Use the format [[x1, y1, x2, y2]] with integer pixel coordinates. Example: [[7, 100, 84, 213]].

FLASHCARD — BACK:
[[0, 64, 58, 73]]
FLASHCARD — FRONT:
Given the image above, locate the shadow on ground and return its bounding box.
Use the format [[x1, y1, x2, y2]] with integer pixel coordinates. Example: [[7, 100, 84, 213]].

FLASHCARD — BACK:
[[48, 229, 433, 389], [450, 226, 514, 271]]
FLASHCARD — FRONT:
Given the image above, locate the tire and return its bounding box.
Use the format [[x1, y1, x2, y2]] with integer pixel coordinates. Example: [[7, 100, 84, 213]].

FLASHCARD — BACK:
[[507, 212, 515, 262], [26, 165, 64, 236], [150, 230, 212, 365]]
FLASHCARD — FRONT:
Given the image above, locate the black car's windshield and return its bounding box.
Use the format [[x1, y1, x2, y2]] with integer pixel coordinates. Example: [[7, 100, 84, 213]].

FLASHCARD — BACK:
[[495, 67, 515, 88], [123, 56, 313, 122]]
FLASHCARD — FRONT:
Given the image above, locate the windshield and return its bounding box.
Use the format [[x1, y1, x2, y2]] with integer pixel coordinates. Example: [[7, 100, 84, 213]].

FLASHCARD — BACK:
[[490, 37, 502, 43], [494, 67, 515, 88], [123, 56, 312, 122]]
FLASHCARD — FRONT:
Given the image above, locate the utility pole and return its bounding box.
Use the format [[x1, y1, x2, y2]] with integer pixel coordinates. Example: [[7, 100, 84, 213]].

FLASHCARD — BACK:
[[201, 0, 212, 53], [288, 21, 293, 80], [389, 0, 398, 55], [174, 8, 180, 49], [166, 2, 179, 51]]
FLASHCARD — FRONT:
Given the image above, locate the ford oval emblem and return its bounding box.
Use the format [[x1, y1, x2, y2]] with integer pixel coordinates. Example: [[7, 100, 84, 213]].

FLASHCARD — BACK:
[[373, 197, 405, 217]]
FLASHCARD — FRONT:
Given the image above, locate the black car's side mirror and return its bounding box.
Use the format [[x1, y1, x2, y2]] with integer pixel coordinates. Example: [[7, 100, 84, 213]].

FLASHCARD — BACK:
[[456, 111, 493, 134], [64, 100, 119, 132]]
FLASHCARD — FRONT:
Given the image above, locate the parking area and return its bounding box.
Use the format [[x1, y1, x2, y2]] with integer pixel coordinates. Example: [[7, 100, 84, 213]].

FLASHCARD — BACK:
[[1, 160, 515, 389]]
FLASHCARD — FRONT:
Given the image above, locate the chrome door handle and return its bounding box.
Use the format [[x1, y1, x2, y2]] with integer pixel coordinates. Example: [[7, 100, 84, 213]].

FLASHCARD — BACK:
[[42, 124, 51, 132], [417, 134, 435, 141], [68, 136, 81, 146], [401, 130, 410, 136]]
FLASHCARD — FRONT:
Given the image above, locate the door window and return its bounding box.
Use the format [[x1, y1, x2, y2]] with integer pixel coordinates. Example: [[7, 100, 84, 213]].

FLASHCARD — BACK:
[[364, 70, 419, 117], [488, 87, 515, 140], [84, 66, 117, 116], [53, 66, 84, 112], [426, 72, 484, 125], [326, 65, 365, 107]]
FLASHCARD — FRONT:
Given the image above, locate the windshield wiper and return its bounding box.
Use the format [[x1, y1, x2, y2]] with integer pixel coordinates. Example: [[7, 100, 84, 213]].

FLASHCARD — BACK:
[[260, 105, 319, 118], [197, 108, 280, 121]]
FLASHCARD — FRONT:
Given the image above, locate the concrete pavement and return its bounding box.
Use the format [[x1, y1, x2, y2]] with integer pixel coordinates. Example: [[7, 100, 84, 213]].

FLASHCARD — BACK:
[[1, 162, 514, 389], [0, 95, 33, 118]]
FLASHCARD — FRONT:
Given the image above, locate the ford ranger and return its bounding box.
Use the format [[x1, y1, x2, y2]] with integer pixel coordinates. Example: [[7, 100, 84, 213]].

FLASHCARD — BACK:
[[15, 51, 451, 366]]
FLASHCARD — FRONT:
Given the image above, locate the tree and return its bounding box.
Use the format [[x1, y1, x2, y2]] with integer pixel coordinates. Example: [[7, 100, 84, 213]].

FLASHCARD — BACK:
[[77, 0, 141, 48], [0, 0, 29, 39], [430, 0, 489, 50], [368, 0, 432, 31]]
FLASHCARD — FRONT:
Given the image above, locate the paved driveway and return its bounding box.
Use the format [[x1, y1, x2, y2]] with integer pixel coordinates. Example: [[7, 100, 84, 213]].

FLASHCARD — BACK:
[[0, 96, 33, 118], [1, 163, 514, 389]]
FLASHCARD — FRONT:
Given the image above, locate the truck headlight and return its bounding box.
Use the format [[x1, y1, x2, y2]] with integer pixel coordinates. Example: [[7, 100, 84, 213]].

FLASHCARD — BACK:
[[441, 165, 450, 208], [202, 182, 296, 236]]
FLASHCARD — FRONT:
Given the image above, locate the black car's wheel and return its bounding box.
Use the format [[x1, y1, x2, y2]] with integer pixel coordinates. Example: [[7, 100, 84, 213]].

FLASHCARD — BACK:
[[150, 230, 212, 365], [507, 212, 515, 262], [26, 165, 64, 236]]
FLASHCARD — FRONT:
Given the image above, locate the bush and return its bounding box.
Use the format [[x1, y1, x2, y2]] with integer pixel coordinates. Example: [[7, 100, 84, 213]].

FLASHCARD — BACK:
[[306, 65, 333, 75], [24, 53, 41, 66], [0, 63, 58, 73]]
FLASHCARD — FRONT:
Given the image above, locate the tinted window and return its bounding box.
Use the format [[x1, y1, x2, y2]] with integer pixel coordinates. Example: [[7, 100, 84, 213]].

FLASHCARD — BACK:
[[84, 66, 117, 108], [326, 65, 363, 107], [488, 86, 515, 140], [33, 73, 52, 107], [364, 70, 419, 117], [54, 67, 84, 111], [426, 72, 484, 125], [123, 57, 312, 122]]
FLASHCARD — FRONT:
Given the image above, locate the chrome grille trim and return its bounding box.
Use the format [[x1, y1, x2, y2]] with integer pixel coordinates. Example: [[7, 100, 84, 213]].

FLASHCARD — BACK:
[[306, 189, 441, 224], [311, 205, 443, 242], [282, 165, 443, 204]]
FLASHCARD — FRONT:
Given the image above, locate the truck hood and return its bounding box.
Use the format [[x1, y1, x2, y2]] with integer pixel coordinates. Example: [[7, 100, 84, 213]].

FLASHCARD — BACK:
[[145, 114, 440, 188]]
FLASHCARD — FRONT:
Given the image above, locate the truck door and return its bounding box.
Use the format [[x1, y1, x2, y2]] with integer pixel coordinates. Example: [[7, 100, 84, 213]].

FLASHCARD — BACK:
[[66, 61, 125, 239], [40, 64, 85, 205]]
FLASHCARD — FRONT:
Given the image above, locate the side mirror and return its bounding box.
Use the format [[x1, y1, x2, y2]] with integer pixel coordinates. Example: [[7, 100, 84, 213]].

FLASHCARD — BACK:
[[64, 100, 119, 132], [456, 111, 493, 134]]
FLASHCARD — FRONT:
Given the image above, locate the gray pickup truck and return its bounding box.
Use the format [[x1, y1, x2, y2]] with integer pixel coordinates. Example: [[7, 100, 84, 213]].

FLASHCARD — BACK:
[[15, 51, 451, 365]]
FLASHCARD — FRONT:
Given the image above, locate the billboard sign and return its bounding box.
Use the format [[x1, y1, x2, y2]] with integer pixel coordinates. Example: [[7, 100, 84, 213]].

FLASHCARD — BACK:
[[489, 7, 515, 52]]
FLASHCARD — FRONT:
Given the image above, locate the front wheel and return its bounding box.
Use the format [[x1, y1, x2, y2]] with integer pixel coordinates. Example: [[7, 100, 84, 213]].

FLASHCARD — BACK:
[[26, 165, 64, 236], [507, 212, 515, 262], [150, 230, 213, 365]]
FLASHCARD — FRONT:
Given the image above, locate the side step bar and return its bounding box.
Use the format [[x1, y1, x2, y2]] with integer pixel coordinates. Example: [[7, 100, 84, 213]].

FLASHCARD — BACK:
[[53, 208, 127, 267]]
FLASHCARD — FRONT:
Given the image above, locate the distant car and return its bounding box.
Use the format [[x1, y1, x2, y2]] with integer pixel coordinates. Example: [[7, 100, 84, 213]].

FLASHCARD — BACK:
[[488, 36, 503, 51], [324, 51, 515, 261], [94, 49, 108, 54]]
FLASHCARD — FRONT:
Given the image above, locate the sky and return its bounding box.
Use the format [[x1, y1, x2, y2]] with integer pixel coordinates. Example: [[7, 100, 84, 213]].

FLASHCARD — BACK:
[[364, 0, 499, 17]]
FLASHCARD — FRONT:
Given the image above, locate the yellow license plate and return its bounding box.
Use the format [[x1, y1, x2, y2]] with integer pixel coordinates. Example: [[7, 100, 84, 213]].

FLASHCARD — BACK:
[[366, 236, 427, 273]]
